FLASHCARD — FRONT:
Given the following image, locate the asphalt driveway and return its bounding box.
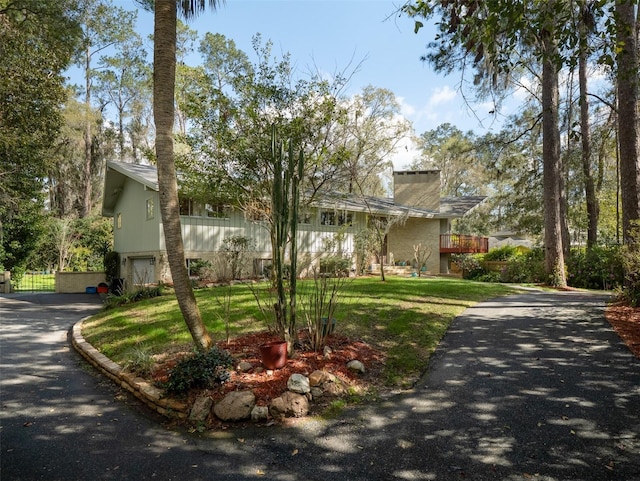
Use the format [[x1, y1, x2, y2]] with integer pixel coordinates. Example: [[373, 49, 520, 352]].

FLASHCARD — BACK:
[[1, 289, 639, 480]]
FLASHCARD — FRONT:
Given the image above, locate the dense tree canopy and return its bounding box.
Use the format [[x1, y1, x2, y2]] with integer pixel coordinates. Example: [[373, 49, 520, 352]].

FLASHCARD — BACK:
[[0, 0, 82, 272]]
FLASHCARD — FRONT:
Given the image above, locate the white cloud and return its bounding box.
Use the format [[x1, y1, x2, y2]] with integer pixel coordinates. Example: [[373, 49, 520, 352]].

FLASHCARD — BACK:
[[428, 85, 457, 107], [391, 135, 421, 171]]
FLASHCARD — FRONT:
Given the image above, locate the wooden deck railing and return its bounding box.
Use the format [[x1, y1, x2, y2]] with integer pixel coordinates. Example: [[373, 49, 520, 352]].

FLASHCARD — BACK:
[[440, 234, 489, 254]]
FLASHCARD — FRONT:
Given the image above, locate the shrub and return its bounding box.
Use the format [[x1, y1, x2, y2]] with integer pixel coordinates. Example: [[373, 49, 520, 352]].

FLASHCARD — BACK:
[[620, 222, 640, 306], [122, 346, 155, 377], [102, 285, 164, 309], [501, 248, 546, 283], [452, 253, 486, 280], [319, 255, 351, 277], [104, 251, 120, 283], [483, 245, 521, 262], [567, 245, 624, 290], [163, 347, 234, 394]]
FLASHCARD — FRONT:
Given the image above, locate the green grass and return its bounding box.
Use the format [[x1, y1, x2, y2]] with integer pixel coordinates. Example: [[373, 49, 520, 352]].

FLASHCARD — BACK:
[[82, 276, 517, 389]]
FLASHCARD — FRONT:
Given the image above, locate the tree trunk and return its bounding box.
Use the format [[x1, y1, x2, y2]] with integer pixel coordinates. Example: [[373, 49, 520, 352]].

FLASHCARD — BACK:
[[81, 44, 92, 218], [579, 7, 599, 248], [542, 29, 567, 287], [153, 0, 212, 350], [616, 0, 640, 245]]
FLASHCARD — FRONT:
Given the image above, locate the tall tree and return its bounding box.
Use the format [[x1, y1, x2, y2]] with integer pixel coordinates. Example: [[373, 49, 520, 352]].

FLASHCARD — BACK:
[[75, 0, 137, 216], [331, 86, 412, 196], [152, 0, 223, 351], [95, 30, 150, 161], [0, 1, 81, 272], [615, 0, 640, 245], [404, 0, 569, 286], [413, 123, 484, 196], [576, 0, 599, 248], [540, 2, 567, 285]]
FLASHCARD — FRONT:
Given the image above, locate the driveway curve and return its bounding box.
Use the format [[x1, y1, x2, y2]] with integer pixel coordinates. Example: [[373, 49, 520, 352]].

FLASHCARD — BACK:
[[1, 289, 639, 481]]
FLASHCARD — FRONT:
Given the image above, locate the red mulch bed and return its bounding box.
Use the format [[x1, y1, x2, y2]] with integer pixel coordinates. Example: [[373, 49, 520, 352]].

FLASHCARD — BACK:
[[150, 330, 387, 420], [606, 301, 640, 359]]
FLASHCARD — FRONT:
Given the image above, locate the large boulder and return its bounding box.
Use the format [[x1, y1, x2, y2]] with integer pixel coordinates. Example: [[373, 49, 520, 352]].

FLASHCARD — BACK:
[[213, 391, 255, 422]]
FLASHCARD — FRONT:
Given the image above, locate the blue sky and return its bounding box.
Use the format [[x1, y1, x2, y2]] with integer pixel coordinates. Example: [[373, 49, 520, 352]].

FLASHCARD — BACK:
[[99, 1, 513, 168]]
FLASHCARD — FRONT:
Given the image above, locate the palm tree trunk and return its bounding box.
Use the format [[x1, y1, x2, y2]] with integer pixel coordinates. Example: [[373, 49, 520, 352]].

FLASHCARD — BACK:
[[153, 0, 212, 350]]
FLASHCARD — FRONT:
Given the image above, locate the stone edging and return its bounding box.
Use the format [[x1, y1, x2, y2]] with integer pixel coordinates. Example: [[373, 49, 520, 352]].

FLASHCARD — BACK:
[[71, 317, 189, 419]]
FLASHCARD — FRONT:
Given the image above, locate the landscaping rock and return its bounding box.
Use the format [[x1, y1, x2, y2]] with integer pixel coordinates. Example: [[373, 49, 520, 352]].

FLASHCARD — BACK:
[[310, 387, 324, 398], [270, 391, 309, 419], [213, 391, 255, 421], [322, 377, 347, 397], [189, 395, 213, 423], [347, 359, 365, 374], [287, 373, 310, 394], [309, 369, 330, 387], [323, 345, 333, 359], [237, 361, 253, 373], [251, 405, 269, 422]]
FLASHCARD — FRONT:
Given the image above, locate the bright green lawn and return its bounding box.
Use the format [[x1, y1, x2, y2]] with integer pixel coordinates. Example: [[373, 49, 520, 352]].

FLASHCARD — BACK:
[[82, 276, 518, 388]]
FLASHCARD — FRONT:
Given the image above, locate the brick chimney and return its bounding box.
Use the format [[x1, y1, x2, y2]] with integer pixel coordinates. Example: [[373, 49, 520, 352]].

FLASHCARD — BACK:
[[393, 170, 441, 211]]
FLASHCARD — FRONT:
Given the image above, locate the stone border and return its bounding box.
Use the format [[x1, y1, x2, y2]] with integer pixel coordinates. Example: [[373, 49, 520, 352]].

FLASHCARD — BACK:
[[71, 318, 189, 419]]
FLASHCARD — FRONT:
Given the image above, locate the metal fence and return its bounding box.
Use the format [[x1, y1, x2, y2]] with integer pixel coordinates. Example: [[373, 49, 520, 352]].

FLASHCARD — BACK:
[[13, 272, 55, 292]]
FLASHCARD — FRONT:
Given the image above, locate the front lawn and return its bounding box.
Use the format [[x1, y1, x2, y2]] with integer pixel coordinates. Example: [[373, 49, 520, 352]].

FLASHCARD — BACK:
[[82, 276, 517, 389]]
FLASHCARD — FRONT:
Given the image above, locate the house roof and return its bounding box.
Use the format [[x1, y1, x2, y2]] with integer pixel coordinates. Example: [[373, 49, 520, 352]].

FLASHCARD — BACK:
[[313, 192, 439, 218], [440, 196, 487, 217], [102, 161, 485, 219], [102, 162, 159, 216]]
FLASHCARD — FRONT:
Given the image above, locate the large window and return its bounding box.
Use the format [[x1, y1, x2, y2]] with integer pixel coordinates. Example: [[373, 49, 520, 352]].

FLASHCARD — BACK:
[[179, 198, 198, 216], [320, 209, 352, 226], [298, 208, 312, 225], [205, 203, 229, 219], [179, 198, 230, 219]]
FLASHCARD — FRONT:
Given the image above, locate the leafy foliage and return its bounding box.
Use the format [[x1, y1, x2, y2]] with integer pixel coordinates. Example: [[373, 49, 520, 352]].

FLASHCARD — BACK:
[[620, 223, 640, 306], [103, 286, 164, 310], [451, 253, 486, 280], [500, 248, 546, 284], [566, 246, 623, 290], [162, 347, 233, 395], [483, 245, 521, 262]]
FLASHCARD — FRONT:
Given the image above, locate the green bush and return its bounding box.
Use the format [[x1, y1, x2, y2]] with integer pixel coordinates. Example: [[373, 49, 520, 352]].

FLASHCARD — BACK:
[[163, 347, 234, 394], [475, 271, 502, 283], [104, 251, 120, 283], [452, 253, 487, 280], [621, 223, 640, 306], [483, 245, 521, 262], [103, 285, 164, 309], [501, 248, 546, 283], [319, 255, 351, 277], [567, 246, 623, 290]]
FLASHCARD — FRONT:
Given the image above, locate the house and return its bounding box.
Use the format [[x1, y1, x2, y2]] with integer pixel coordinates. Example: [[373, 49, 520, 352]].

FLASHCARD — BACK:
[[102, 161, 487, 288]]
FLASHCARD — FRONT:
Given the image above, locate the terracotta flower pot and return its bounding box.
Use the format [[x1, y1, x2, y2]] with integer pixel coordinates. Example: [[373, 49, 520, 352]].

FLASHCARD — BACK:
[[259, 340, 288, 369]]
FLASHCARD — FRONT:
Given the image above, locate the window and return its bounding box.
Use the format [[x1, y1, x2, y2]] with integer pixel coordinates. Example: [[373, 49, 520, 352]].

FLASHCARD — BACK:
[[298, 209, 312, 224], [116, 212, 122, 229], [179, 198, 206, 216], [320, 210, 352, 226], [205, 203, 229, 219], [146, 198, 154, 220]]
